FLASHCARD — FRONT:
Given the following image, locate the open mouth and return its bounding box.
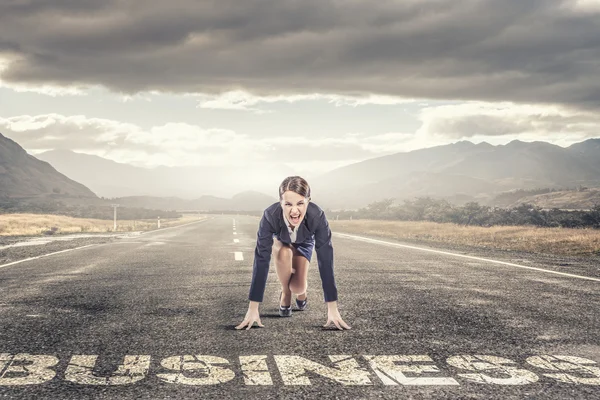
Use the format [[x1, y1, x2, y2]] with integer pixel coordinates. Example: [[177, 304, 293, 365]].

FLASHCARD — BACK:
[[290, 214, 300, 223]]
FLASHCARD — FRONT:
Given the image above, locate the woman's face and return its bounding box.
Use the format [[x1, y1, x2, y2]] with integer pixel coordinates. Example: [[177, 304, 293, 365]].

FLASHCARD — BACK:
[[281, 190, 309, 227]]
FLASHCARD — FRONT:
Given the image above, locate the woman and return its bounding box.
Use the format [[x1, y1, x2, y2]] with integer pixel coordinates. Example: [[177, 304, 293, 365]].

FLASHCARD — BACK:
[[235, 176, 351, 331]]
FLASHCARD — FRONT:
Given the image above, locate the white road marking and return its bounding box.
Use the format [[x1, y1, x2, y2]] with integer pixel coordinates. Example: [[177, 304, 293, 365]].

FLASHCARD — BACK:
[[65, 355, 151, 385], [141, 218, 208, 234], [1, 354, 599, 386], [364, 355, 458, 386], [240, 356, 273, 385], [234, 239, 239, 243], [233, 232, 237, 235], [234, 252, 244, 261], [157, 355, 235, 385], [274, 355, 373, 385], [0, 354, 59, 385], [0, 244, 99, 270], [145, 242, 165, 246], [334, 232, 600, 283], [527, 355, 600, 385], [447, 355, 539, 385], [0, 235, 103, 250]]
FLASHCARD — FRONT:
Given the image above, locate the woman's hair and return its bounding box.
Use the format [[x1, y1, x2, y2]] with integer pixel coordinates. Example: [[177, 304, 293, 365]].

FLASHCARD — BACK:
[[278, 176, 311, 201]]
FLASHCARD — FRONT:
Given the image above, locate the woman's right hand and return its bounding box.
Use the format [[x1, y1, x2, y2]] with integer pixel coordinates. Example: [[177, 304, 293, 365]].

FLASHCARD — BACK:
[[235, 304, 264, 330]]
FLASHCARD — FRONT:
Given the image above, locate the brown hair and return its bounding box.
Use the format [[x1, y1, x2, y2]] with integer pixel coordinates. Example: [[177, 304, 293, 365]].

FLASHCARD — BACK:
[[279, 176, 311, 201]]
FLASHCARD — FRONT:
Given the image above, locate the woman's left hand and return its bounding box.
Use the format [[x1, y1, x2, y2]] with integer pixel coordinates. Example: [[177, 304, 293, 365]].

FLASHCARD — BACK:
[[323, 302, 351, 330]]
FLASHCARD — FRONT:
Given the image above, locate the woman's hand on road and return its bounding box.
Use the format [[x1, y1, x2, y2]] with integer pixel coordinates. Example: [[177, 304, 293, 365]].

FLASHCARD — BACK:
[[235, 307, 264, 330], [323, 306, 351, 330]]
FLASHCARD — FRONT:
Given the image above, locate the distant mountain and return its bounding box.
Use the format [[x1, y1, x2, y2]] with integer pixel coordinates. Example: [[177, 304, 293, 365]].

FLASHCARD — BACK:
[[15, 132, 600, 211], [311, 140, 495, 190], [0, 132, 97, 198], [230, 191, 278, 210], [443, 140, 599, 186], [35, 149, 149, 197], [105, 190, 277, 211], [567, 138, 600, 172], [36, 149, 295, 199], [311, 139, 600, 209]]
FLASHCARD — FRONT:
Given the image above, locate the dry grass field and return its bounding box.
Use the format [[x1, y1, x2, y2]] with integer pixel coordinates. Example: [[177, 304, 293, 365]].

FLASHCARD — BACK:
[[0, 213, 207, 236], [329, 219, 600, 256]]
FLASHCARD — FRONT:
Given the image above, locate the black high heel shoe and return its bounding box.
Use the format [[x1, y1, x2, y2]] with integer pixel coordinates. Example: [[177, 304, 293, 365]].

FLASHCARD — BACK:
[[296, 295, 307, 311], [279, 291, 292, 317]]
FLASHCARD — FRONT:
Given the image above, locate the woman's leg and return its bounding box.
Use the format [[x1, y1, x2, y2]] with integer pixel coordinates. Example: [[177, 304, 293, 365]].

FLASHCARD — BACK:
[[273, 237, 294, 307], [289, 252, 309, 301]]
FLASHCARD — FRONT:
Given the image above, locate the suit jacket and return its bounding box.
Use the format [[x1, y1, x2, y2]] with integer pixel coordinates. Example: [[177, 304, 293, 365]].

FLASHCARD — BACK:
[[248, 201, 338, 303]]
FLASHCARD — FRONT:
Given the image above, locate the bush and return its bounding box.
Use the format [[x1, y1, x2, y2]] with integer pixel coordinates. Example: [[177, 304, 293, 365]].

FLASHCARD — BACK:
[[42, 226, 59, 235], [336, 196, 600, 229]]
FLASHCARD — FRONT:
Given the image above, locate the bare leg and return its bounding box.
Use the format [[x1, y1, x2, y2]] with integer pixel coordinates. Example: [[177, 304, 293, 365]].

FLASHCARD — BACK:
[[273, 237, 293, 307], [289, 252, 309, 301]]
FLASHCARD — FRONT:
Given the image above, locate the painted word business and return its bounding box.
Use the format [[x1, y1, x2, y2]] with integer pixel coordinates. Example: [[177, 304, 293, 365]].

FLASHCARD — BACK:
[[1, 354, 599, 386]]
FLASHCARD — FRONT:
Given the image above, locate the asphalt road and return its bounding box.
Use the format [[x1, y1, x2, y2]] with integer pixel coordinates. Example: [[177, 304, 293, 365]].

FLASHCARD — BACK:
[[0, 216, 598, 399]]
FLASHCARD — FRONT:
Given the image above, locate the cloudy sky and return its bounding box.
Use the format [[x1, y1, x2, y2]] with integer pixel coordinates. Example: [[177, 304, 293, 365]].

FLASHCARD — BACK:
[[1, 0, 599, 179]]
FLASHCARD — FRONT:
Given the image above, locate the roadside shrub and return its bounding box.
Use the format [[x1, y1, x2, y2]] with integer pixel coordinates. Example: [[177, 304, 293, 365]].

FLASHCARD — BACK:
[[42, 226, 59, 235], [333, 197, 600, 229]]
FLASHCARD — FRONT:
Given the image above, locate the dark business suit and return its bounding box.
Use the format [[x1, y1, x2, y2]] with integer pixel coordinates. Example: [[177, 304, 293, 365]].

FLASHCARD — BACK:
[[248, 201, 338, 303]]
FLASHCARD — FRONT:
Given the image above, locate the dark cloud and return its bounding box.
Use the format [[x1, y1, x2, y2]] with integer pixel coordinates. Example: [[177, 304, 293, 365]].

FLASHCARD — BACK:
[[417, 102, 600, 139], [1, 0, 599, 108]]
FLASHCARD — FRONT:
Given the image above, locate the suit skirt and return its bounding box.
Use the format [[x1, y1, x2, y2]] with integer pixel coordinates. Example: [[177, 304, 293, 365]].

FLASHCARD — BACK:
[[273, 233, 315, 262]]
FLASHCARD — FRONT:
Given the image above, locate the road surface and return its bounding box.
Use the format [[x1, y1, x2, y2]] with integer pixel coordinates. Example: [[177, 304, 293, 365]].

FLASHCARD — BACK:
[[0, 216, 598, 399]]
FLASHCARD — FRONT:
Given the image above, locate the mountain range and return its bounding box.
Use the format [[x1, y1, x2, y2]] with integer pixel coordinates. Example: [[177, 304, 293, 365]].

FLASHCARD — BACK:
[[35, 148, 294, 199], [104, 191, 278, 212], [310, 139, 600, 209], [0, 131, 278, 211], [0, 132, 96, 199], [3, 130, 600, 211]]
